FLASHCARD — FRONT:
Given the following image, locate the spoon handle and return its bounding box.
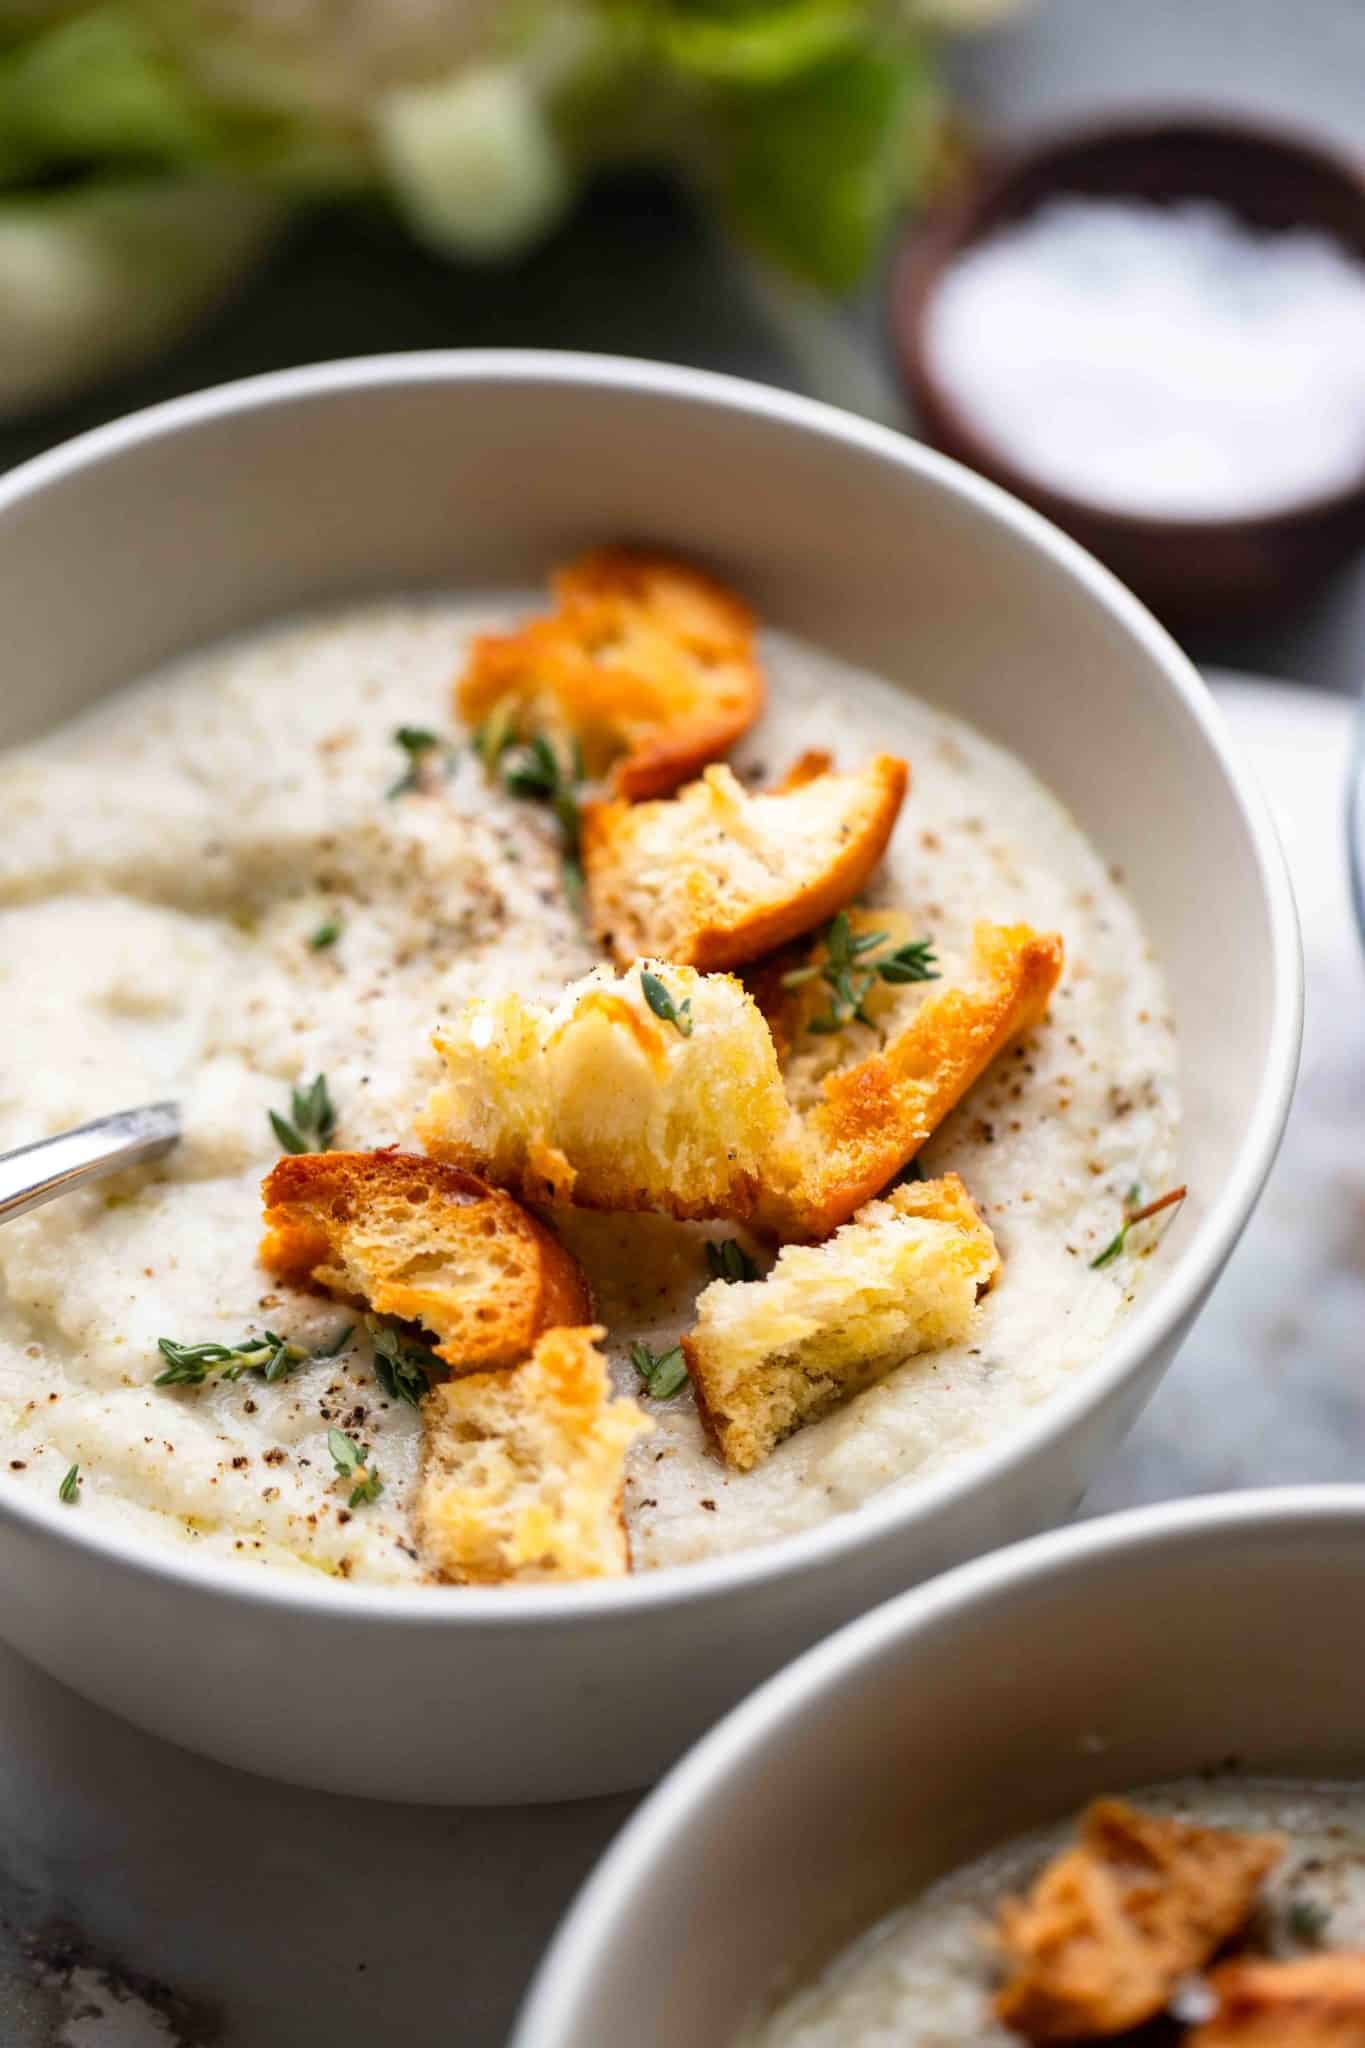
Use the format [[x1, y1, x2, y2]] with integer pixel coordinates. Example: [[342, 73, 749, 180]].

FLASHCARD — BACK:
[[0, 1103, 180, 1224]]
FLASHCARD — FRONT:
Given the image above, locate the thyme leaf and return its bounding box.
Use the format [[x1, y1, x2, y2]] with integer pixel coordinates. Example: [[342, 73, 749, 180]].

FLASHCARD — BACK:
[[783, 911, 939, 1035], [365, 1314, 445, 1408], [58, 1462, 80, 1504], [473, 701, 518, 774], [326, 1427, 361, 1476], [309, 917, 342, 951], [327, 1427, 382, 1507], [876, 939, 941, 984], [705, 1239, 759, 1284], [640, 969, 693, 1038], [312, 1322, 355, 1360], [630, 1339, 689, 1401], [485, 724, 584, 906], [1090, 1183, 1188, 1269], [1287, 1897, 1331, 1946], [387, 724, 454, 797], [269, 1072, 336, 1155]]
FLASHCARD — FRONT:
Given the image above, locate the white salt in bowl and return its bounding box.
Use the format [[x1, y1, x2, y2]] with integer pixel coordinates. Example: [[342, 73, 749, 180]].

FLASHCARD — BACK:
[[893, 114, 1365, 623], [515, 1489, 1365, 2046], [0, 353, 1299, 1803]]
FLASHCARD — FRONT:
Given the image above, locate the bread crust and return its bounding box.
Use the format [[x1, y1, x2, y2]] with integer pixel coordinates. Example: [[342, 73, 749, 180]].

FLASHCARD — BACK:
[[259, 1148, 590, 1370], [417, 1324, 652, 1583], [758, 921, 1064, 1240], [581, 753, 909, 972], [1191, 1954, 1365, 2045], [420, 924, 1061, 1241], [457, 547, 763, 800], [994, 1799, 1282, 2041]]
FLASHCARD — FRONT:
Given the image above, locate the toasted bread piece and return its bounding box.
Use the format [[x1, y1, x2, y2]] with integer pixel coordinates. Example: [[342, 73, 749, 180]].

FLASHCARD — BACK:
[[259, 1149, 590, 1371], [419, 961, 790, 1221], [1191, 1954, 1365, 2046], [581, 752, 909, 971], [417, 1325, 652, 1583], [758, 920, 1064, 1240], [994, 1799, 1282, 2042], [457, 549, 763, 800], [684, 1174, 998, 1471]]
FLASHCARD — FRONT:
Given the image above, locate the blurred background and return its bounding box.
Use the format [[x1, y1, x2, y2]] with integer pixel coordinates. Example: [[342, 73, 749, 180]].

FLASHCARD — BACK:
[[2, 0, 1363, 691]]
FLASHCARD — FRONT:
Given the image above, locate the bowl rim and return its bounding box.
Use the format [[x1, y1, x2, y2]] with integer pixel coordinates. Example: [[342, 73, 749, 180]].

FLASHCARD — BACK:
[[513, 1483, 1365, 2046], [889, 106, 1365, 540], [0, 348, 1303, 1624]]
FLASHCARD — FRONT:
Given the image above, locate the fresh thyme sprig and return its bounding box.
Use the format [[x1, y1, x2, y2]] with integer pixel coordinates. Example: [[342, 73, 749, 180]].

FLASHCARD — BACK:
[[156, 1330, 301, 1386], [365, 1314, 446, 1408], [327, 1427, 383, 1508], [1090, 1184, 1188, 1270], [387, 724, 455, 797], [630, 1339, 689, 1400], [154, 1324, 352, 1389], [640, 968, 693, 1038], [269, 1073, 336, 1155], [705, 1239, 758, 1284], [58, 1463, 80, 1504], [476, 718, 585, 902], [781, 911, 939, 1035]]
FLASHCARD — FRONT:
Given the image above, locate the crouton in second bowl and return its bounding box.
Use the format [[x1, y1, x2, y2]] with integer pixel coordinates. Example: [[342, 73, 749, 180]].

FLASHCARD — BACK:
[[0, 354, 1298, 1800]]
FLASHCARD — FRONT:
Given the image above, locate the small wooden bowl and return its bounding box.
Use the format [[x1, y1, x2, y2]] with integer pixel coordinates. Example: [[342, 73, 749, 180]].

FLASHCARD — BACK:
[[890, 114, 1365, 626]]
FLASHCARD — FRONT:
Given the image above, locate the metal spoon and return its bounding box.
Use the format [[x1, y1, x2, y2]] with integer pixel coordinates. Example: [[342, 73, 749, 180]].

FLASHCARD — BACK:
[[0, 1103, 180, 1224]]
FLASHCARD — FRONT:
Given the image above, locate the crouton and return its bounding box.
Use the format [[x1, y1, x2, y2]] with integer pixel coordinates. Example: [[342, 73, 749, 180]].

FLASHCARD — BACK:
[[421, 924, 1060, 1239], [581, 752, 909, 971], [419, 961, 790, 1221], [1191, 1954, 1365, 2045], [259, 1149, 590, 1371], [417, 1325, 652, 1583], [994, 1799, 1283, 2042], [684, 1174, 998, 1470], [758, 920, 1064, 1240], [457, 548, 763, 800]]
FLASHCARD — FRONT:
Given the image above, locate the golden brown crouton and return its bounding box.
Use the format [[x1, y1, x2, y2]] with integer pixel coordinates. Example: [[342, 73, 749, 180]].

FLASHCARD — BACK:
[[457, 548, 763, 800], [421, 924, 1060, 1240], [1191, 1954, 1365, 2046], [994, 1799, 1282, 2041], [259, 1149, 590, 1371], [581, 752, 909, 971], [684, 1174, 998, 1470], [419, 961, 790, 1221], [417, 1325, 652, 1583], [757, 920, 1064, 1240]]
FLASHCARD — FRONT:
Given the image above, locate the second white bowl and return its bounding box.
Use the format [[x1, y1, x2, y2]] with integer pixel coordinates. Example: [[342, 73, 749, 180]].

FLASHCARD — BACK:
[[517, 1487, 1365, 2044]]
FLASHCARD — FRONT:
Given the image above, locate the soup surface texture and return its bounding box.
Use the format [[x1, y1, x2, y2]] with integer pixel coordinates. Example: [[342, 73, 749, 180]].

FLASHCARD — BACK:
[[0, 597, 1178, 1581]]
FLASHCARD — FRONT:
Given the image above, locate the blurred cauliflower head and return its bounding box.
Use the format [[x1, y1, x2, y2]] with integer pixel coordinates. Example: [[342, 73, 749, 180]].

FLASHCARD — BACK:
[[160, 0, 508, 114], [0, 0, 1028, 410]]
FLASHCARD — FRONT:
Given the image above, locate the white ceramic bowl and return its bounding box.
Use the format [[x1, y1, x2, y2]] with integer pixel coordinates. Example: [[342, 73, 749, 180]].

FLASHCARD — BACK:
[[516, 1486, 1365, 2045], [0, 353, 1299, 1803]]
